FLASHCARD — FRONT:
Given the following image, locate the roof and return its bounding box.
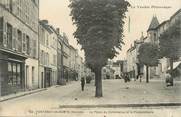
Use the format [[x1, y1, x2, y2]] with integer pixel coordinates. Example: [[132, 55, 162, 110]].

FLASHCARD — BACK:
[[39, 20, 53, 34], [156, 20, 169, 30], [147, 16, 159, 31], [170, 8, 181, 20]]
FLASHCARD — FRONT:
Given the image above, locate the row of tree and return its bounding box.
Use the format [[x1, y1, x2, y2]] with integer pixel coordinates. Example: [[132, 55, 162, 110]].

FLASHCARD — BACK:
[[138, 19, 181, 83]]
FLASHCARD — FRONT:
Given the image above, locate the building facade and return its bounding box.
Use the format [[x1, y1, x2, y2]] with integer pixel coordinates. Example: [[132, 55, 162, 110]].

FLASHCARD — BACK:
[[127, 9, 181, 80], [69, 45, 78, 81], [39, 20, 58, 88], [0, 0, 39, 96], [62, 33, 70, 82]]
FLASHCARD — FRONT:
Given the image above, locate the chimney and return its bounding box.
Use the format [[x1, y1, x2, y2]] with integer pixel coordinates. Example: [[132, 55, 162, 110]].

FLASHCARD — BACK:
[[40, 20, 48, 25], [56, 28, 60, 34]]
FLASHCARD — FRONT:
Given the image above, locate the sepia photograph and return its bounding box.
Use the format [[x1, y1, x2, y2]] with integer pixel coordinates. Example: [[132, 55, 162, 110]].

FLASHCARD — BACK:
[[0, 0, 181, 116]]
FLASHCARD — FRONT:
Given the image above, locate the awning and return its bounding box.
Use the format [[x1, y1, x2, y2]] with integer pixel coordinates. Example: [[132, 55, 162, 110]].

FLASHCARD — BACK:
[[168, 61, 181, 70]]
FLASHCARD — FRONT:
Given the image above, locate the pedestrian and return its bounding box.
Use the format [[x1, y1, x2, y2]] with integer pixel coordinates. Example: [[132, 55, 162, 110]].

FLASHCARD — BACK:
[[165, 71, 173, 87], [139, 74, 142, 82], [124, 73, 128, 83], [81, 77, 85, 91]]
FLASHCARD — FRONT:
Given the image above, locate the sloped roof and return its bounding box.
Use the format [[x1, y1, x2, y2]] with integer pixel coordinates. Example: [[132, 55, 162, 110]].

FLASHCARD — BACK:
[[148, 16, 159, 31]]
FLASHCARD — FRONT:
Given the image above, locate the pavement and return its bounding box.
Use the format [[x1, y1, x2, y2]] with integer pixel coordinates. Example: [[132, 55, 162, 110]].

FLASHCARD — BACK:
[[0, 79, 181, 117], [0, 88, 47, 102]]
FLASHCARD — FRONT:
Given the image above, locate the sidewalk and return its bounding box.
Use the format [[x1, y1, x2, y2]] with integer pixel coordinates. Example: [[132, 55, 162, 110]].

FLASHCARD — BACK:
[[0, 81, 79, 102], [0, 88, 47, 102]]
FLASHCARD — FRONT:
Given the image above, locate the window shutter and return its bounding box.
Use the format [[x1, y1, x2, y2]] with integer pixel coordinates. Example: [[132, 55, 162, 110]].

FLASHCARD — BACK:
[[0, 17, 3, 44], [29, 38, 32, 56], [12, 28, 16, 50], [34, 40, 36, 58], [3, 21, 7, 47], [22, 33, 26, 53], [15, 29, 18, 51]]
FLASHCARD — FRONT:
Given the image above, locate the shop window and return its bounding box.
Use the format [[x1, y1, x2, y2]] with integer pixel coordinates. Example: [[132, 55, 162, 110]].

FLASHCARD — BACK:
[[8, 62, 13, 85], [8, 62, 21, 86], [17, 64, 21, 85], [12, 63, 17, 85]]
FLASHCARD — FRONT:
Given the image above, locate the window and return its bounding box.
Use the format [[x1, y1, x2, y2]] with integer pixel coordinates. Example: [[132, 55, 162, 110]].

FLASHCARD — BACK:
[[22, 33, 26, 52], [12, 28, 17, 50], [8, 62, 21, 86], [26, 35, 30, 55], [7, 23, 12, 49], [0, 17, 3, 45], [9, 0, 13, 12], [47, 53, 49, 66], [46, 34, 49, 46], [32, 40, 36, 58], [40, 50, 43, 64], [53, 55, 57, 65], [17, 30, 22, 52], [8, 62, 13, 85]]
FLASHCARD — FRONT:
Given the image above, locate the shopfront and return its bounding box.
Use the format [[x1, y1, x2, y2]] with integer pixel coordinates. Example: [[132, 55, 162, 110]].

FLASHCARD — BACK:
[[44, 67, 52, 88], [0, 51, 26, 96]]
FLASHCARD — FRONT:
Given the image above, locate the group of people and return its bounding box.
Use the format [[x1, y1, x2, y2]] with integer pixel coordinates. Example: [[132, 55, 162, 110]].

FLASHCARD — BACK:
[[80, 71, 174, 91], [122, 73, 143, 83]]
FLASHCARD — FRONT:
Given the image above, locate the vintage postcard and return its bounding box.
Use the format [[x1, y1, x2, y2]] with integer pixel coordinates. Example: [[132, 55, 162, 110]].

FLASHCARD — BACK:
[[0, 0, 181, 117]]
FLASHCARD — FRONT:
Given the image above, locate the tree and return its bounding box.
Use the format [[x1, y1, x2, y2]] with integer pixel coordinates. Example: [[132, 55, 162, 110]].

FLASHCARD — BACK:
[[138, 43, 160, 83], [69, 0, 130, 97], [159, 19, 181, 71]]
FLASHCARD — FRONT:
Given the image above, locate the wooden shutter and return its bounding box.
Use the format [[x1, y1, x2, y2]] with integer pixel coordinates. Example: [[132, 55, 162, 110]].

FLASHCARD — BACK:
[[0, 17, 3, 45], [15, 29, 18, 51], [22, 33, 26, 53], [12, 28, 16, 50], [3, 21, 7, 47]]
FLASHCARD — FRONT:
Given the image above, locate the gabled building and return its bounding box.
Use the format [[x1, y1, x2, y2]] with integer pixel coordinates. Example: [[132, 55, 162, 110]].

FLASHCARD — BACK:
[[128, 9, 181, 80]]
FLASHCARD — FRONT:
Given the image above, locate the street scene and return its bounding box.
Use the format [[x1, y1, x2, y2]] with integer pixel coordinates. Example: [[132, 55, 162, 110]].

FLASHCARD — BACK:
[[1, 80, 181, 116], [0, 0, 181, 117]]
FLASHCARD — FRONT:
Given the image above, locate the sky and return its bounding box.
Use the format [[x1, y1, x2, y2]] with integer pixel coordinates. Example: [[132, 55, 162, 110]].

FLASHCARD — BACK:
[[39, 0, 181, 61]]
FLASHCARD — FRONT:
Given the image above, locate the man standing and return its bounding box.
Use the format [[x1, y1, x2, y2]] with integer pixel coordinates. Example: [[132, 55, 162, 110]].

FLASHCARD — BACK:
[[165, 72, 173, 87], [81, 77, 85, 91]]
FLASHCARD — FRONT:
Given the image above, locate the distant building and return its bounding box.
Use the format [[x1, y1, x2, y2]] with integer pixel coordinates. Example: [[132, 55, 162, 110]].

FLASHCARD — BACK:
[[62, 33, 70, 82], [38, 20, 58, 88], [145, 9, 181, 79], [126, 34, 144, 79], [75, 52, 84, 80], [69, 45, 78, 81], [127, 9, 181, 80], [57, 33, 64, 85]]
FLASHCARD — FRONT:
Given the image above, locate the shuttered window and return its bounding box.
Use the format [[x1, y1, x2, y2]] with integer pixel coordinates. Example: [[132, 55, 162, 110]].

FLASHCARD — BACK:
[[3, 21, 7, 47], [0, 17, 3, 45], [22, 33, 26, 53], [7, 23, 12, 49], [26, 35, 30, 55], [12, 28, 16, 50], [17, 30, 22, 52]]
